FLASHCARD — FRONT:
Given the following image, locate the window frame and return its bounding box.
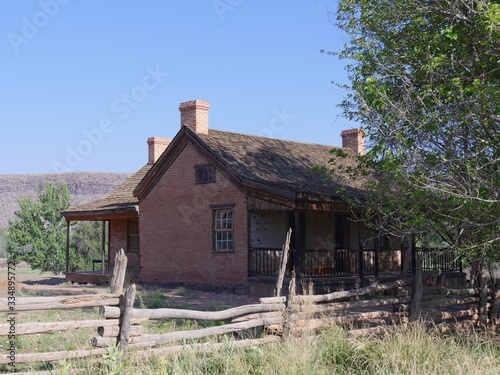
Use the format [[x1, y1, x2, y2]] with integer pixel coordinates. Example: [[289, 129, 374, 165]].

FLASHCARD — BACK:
[[194, 164, 216, 184], [127, 218, 140, 253], [211, 204, 235, 253]]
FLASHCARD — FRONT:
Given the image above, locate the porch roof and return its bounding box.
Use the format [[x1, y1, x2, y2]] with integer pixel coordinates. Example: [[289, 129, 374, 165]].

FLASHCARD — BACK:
[[61, 165, 152, 220]]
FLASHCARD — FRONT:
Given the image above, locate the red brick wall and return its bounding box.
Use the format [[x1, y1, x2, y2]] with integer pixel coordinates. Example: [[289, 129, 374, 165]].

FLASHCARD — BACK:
[[139, 141, 248, 285], [109, 218, 140, 273]]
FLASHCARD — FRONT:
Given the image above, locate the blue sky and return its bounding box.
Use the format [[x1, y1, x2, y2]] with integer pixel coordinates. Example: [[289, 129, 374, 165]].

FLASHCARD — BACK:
[[0, 0, 354, 174]]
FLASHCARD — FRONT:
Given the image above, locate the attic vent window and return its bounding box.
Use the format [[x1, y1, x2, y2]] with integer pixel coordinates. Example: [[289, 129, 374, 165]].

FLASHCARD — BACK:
[[195, 164, 216, 184]]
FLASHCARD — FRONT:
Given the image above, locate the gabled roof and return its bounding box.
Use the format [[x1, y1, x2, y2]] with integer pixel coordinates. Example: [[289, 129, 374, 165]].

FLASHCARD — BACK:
[[62, 164, 152, 220], [134, 126, 366, 204], [198, 129, 365, 197]]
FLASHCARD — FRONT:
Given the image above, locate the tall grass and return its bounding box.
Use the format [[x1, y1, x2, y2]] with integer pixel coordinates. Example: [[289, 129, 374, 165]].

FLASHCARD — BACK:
[[28, 322, 497, 375], [2, 283, 498, 374]]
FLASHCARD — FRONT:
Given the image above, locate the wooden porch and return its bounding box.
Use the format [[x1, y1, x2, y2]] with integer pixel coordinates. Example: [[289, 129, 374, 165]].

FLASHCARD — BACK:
[[248, 245, 466, 296], [65, 270, 113, 284], [65, 269, 141, 285], [248, 247, 462, 279], [248, 247, 380, 278]]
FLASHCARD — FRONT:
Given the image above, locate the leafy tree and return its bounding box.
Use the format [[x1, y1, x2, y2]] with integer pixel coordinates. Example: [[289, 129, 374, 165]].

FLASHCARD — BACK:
[[6, 182, 71, 274], [330, 0, 500, 264], [70, 221, 106, 272]]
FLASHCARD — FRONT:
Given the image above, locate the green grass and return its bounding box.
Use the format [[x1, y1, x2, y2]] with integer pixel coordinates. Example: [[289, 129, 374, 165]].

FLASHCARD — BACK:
[[0, 307, 101, 373], [121, 323, 499, 375], [1, 280, 498, 374], [0, 267, 55, 276], [2, 320, 499, 374]]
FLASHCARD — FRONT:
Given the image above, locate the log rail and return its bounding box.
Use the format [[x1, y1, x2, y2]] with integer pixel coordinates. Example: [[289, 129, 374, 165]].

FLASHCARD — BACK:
[[0, 251, 496, 371]]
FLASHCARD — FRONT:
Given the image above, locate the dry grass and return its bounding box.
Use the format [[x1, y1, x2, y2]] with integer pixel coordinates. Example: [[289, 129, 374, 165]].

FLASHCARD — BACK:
[[45, 322, 497, 375], [5, 316, 496, 374], [1, 275, 498, 374]]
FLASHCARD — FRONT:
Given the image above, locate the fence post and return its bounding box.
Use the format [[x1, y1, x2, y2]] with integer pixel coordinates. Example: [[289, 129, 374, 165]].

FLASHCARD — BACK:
[[276, 228, 292, 297], [489, 278, 500, 328], [409, 257, 423, 322], [358, 221, 364, 278], [401, 238, 412, 275], [479, 258, 489, 326], [111, 249, 128, 294], [118, 283, 137, 359], [411, 235, 416, 275], [283, 272, 296, 336]]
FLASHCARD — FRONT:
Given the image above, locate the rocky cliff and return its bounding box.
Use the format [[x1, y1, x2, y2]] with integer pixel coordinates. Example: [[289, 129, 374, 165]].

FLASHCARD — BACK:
[[0, 172, 133, 229]]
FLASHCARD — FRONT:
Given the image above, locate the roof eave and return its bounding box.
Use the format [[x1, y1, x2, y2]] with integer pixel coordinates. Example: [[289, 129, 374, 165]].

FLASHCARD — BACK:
[[135, 127, 245, 201], [134, 128, 189, 200], [61, 205, 139, 221]]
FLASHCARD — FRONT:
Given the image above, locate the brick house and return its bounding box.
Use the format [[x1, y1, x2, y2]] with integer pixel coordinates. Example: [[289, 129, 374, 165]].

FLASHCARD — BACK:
[[62, 100, 404, 294]]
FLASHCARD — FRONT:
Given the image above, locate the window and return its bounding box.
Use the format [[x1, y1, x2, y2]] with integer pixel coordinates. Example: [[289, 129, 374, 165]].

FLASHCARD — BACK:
[[195, 164, 215, 184], [213, 208, 234, 251], [127, 219, 139, 252]]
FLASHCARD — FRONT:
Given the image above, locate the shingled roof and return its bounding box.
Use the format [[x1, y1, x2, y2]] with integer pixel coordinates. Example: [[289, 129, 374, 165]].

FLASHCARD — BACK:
[[63, 124, 367, 220], [134, 126, 367, 203], [62, 164, 152, 220], [194, 128, 366, 199]]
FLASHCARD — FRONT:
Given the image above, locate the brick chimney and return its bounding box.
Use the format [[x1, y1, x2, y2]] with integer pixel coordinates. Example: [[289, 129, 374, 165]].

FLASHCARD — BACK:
[[147, 137, 171, 164], [178, 100, 210, 134], [341, 128, 365, 155]]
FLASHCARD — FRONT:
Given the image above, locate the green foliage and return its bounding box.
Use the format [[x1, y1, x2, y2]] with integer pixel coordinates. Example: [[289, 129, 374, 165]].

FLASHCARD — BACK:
[[6, 182, 71, 274], [332, 0, 500, 262], [120, 323, 499, 374], [102, 343, 125, 375], [70, 221, 106, 272], [0, 299, 498, 374], [5, 181, 106, 273]]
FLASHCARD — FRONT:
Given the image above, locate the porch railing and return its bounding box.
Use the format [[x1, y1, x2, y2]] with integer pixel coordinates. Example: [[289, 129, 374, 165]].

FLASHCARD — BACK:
[[300, 248, 376, 277], [417, 247, 462, 272], [248, 248, 283, 277], [403, 247, 462, 273], [248, 248, 376, 278]]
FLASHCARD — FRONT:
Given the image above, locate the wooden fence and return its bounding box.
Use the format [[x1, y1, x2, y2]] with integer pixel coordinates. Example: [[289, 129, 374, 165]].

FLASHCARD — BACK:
[[1, 252, 498, 372], [286, 270, 484, 337], [93, 289, 285, 355]]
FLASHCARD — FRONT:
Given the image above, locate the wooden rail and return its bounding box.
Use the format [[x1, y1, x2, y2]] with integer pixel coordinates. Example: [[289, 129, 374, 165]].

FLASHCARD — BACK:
[[1, 252, 498, 372], [0, 294, 121, 313], [0, 249, 129, 367]]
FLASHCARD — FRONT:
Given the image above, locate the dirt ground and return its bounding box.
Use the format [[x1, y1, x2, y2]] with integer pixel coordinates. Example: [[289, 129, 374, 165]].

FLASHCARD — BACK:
[[0, 265, 259, 310]]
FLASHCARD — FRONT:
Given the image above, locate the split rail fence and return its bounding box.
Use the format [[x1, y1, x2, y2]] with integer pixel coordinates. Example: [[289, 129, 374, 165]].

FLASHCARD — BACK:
[[0, 250, 499, 372]]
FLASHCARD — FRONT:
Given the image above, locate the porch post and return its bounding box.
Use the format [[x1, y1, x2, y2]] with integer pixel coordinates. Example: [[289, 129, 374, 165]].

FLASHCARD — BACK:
[[101, 220, 106, 275], [411, 234, 417, 275], [294, 210, 301, 277], [358, 220, 364, 278], [65, 220, 70, 274], [374, 236, 380, 278]]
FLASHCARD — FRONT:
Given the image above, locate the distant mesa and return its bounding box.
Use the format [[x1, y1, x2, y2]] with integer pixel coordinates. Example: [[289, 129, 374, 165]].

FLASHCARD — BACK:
[[0, 172, 132, 229]]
